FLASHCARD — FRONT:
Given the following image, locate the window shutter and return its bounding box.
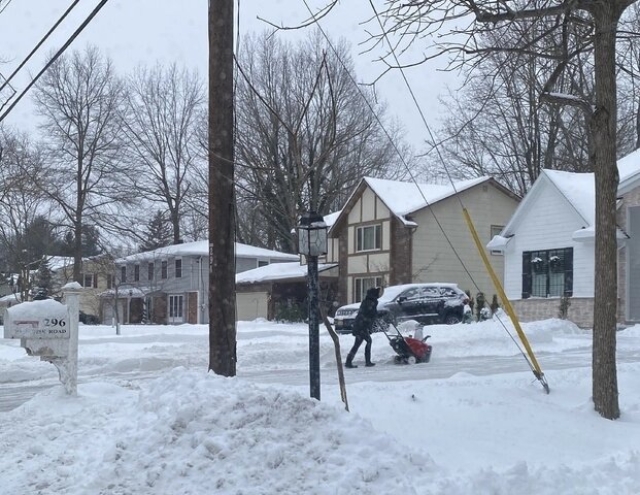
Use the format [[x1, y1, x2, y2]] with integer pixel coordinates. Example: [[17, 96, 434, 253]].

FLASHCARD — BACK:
[[564, 248, 573, 296], [522, 252, 532, 299]]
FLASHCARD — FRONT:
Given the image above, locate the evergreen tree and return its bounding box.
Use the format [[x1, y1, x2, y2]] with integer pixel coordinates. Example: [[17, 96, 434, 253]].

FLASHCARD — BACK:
[[35, 258, 53, 294], [140, 211, 173, 252]]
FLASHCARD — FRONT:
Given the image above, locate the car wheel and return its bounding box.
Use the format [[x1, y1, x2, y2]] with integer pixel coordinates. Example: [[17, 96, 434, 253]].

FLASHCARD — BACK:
[[444, 314, 461, 325], [406, 356, 417, 365]]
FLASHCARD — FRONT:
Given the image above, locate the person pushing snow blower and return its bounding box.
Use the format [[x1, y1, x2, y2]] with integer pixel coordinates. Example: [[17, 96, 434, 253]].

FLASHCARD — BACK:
[[345, 286, 382, 368]]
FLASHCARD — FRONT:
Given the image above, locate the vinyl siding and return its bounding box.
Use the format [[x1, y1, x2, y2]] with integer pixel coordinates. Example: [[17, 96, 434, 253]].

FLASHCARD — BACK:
[[502, 183, 594, 300], [411, 183, 519, 297]]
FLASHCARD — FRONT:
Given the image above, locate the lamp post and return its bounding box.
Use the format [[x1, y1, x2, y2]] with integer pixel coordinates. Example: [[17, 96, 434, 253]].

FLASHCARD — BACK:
[[298, 211, 328, 400]]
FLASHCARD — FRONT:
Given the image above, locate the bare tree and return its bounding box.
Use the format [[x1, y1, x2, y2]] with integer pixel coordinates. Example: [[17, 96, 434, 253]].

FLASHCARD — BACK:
[[234, 31, 410, 252], [32, 46, 129, 283], [355, 0, 636, 419], [427, 27, 594, 196], [0, 128, 52, 286], [122, 63, 206, 244]]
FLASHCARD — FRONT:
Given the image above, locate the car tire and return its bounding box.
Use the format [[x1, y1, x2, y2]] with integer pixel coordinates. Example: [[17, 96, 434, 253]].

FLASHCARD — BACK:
[[444, 314, 461, 325], [406, 356, 417, 365]]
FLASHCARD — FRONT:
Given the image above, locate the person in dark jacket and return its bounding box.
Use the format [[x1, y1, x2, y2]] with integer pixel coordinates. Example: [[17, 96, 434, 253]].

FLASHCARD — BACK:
[[345, 286, 382, 368]]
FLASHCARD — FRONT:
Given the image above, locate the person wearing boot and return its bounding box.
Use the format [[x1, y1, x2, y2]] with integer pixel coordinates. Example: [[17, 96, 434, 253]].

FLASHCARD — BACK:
[[345, 286, 382, 368]]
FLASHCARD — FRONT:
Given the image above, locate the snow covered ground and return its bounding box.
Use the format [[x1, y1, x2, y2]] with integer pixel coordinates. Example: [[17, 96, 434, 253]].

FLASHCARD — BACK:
[[2, 316, 640, 494]]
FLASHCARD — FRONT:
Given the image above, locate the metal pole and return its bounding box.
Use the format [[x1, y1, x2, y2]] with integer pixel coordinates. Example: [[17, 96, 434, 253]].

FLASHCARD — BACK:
[[308, 255, 320, 400]]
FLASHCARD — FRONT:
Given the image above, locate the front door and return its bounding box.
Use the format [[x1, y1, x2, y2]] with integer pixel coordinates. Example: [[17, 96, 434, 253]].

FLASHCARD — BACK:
[[168, 294, 184, 324]]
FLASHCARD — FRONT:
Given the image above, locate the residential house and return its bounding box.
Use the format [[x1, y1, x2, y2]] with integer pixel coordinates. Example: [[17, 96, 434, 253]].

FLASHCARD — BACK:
[[235, 261, 339, 321], [47, 256, 114, 320], [487, 151, 640, 327], [327, 176, 520, 307], [102, 241, 299, 325]]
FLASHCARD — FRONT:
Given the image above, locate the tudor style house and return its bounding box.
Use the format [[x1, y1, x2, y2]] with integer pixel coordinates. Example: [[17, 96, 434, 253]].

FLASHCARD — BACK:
[[487, 151, 640, 328], [101, 241, 298, 325], [325, 176, 521, 307]]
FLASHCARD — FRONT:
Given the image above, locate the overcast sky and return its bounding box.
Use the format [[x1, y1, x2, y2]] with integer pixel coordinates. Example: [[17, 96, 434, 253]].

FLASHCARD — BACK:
[[0, 0, 462, 150]]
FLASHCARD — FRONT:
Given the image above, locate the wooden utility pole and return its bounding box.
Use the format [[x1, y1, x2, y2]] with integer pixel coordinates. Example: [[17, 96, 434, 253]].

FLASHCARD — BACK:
[[208, 0, 237, 376]]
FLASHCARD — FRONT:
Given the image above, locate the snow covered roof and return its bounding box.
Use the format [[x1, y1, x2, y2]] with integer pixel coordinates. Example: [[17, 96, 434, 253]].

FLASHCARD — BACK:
[[236, 262, 338, 284], [329, 175, 505, 233], [496, 153, 640, 245], [364, 176, 491, 225], [117, 241, 299, 263], [544, 170, 596, 225]]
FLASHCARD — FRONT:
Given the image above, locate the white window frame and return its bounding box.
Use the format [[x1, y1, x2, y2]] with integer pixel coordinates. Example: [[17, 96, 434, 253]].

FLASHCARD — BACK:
[[354, 276, 383, 302], [490, 225, 504, 256], [356, 224, 382, 253]]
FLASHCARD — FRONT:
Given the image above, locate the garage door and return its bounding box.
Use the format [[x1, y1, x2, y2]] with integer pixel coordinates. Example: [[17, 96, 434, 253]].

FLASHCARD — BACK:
[[236, 292, 269, 321]]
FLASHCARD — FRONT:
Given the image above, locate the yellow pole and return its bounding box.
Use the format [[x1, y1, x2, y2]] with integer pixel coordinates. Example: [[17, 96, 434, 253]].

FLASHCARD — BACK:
[[462, 208, 549, 392]]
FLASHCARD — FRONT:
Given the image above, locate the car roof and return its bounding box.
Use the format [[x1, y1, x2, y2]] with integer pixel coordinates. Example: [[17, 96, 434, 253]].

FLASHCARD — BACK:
[[380, 283, 462, 301], [336, 283, 464, 311]]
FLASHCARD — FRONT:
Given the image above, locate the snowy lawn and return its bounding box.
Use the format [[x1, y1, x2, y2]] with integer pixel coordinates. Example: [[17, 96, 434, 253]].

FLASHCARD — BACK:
[[1, 317, 640, 494]]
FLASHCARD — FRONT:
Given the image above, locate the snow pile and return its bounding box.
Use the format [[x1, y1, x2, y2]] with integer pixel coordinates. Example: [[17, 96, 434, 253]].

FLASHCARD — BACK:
[[0, 368, 433, 495]]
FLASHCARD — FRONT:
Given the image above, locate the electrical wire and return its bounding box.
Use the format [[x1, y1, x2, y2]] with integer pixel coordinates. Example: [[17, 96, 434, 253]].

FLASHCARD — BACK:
[[0, 0, 82, 95], [0, 0, 15, 16], [0, 0, 111, 125]]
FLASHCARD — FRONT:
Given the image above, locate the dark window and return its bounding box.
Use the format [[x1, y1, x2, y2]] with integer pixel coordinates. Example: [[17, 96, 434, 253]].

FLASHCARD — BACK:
[[522, 248, 573, 298], [161, 260, 168, 279], [107, 274, 113, 290], [83, 274, 93, 288], [356, 224, 382, 252], [148, 262, 154, 281], [134, 265, 140, 282], [354, 276, 382, 302], [258, 260, 269, 267], [175, 259, 182, 278], [120, 266, 127, 283]]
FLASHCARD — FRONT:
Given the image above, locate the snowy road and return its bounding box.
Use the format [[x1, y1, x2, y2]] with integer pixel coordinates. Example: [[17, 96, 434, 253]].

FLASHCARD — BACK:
[[4, 340, 640, 412], [3, 320, 640, 412]]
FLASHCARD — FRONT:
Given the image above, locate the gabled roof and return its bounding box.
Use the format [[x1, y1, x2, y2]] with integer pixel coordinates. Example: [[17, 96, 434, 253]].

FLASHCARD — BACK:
[[498, 155, 640, 244], [500, 170, 592, 239], [330, 175, 516, 234], [117, 241, 299, 263]]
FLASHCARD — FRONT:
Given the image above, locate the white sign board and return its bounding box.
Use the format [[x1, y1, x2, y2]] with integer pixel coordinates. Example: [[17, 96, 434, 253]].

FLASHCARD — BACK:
[[3, 300, 70, 339]]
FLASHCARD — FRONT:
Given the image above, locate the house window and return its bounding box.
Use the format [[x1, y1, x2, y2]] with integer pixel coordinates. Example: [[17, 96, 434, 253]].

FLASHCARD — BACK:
[[258, 260, 269, 268], [356, 224, 382, 252], [522, 248, 573, 298], [134, 264, 140, 282], [120, 266, 127, 283], [490, 225, 504, 256], [354, 276, 383, 302], [83, 274, 95, 288], [175, 259, 182, 278], [161, 260, 168, 279], [148, 262, 154, 281], [107, 274, 113, 289]]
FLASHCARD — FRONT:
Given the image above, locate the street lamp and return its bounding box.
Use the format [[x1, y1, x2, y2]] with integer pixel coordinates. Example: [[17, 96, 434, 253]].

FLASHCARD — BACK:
[[298, 211, 328, 401]]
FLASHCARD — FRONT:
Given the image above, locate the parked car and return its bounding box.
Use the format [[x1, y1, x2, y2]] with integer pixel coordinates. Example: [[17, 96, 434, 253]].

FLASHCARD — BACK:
[[333, 283, 467, 334]]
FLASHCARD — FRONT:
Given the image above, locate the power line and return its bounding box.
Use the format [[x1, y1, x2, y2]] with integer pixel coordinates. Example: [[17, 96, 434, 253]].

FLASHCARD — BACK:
[[0, 0, 82, 95], [0, 0, 111, 125], [0, 0, 15, 16]]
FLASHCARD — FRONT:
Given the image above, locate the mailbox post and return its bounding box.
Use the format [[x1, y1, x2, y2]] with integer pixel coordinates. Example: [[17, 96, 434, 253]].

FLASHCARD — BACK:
[[3, 282, 81, 395]]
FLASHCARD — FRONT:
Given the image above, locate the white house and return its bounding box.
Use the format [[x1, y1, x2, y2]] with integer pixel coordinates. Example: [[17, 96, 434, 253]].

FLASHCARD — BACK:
[[488, 150, 640, 327]]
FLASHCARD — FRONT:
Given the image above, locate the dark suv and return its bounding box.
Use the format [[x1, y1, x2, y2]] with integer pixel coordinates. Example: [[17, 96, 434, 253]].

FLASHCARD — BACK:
[[333, 283, 467, 334]]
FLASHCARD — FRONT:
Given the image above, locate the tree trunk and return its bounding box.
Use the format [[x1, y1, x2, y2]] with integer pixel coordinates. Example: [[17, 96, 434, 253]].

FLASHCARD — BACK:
[[208, 0, 237, 376], [591, 3, 621, 420]]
